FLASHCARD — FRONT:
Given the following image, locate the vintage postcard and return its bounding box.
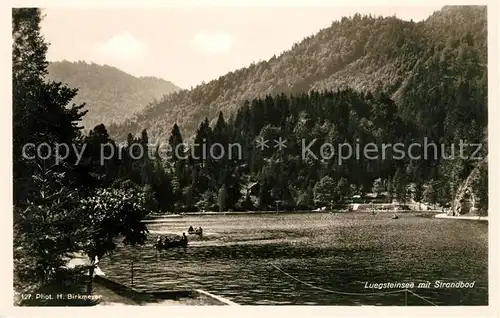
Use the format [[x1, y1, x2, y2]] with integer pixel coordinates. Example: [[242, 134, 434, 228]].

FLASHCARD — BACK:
[[4, 0, 498, 317]]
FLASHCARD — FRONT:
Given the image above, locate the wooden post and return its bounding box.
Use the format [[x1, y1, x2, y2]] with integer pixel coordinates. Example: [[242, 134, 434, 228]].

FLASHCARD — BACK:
[[131, 260, 134, 288], [87, 265, 94, 295], [87, 256, 97, 295]]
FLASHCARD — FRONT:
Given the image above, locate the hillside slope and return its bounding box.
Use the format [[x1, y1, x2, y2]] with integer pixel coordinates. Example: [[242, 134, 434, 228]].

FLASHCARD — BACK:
[[46, 61, 180, 129], [109, 5, 486, 141]]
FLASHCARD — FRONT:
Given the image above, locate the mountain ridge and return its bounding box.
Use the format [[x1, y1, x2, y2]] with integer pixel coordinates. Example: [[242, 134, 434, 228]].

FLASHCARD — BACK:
[[46, 60, 181, 130], [109, 6, 485, 142]]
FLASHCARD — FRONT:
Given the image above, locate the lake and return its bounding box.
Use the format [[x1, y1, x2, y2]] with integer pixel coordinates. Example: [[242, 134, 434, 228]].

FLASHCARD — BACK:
[[98, 212, 488, 305]]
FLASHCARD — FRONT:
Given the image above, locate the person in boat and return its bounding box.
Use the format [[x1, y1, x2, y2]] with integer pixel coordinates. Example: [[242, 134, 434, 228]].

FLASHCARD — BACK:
[[182, 232, 188, 244], [155, 235, 163, 248], [188, 226, 194, 232], [197, 227, 203, 235]]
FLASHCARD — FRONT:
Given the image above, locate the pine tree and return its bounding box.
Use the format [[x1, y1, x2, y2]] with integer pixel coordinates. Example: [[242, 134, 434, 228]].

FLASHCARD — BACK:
[[423, 180, 439, 209], [168, 123, 187, 190], [13, 8, 87, 204], [372, 178, 384, 196], [336, 177, 349, 203], [82, 124, 118, 187], [218, 184, 228, 212], [414, 181, 424, 210], [14, 165, 82, 298], [168, 123, 184, 161], [13, 9, 152, 302], [193, 118, 212, 164], [392, 169, 408, 204], [13, 9, 88, 298], [313, 176, 336, 208]]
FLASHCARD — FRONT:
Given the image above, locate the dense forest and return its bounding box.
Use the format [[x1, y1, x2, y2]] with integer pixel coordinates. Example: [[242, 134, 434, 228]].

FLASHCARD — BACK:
[[13, 6, 487, 304], [106, 6, 487, 215], [101, 86, 487, 214], [109, 6, 486, 141], [47, 61, 180, 129]]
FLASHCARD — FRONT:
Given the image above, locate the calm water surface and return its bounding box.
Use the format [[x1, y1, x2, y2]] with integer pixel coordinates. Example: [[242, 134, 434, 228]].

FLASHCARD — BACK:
[[99, 212, 488, 305]]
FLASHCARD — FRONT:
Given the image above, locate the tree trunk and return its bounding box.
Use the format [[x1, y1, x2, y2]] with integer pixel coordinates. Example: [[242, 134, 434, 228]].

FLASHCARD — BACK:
[[86, 256, 98, 295], [87, 265, 94, 295]]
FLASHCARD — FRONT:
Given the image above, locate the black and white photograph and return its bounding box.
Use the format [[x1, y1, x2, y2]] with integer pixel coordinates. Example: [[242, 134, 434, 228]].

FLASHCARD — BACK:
[[9, 2, 493, 311]]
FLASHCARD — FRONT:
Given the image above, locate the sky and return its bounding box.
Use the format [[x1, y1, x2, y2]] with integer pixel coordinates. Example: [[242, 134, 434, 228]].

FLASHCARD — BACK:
[[40, 6, 443, 89]]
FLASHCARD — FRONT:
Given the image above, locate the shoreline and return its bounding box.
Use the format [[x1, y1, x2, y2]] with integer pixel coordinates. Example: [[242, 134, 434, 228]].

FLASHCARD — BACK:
[[145, 210, 331, 219], [93, 274, 232, 306], [144, 210, 440, 221], [434, 213, 488, 221]]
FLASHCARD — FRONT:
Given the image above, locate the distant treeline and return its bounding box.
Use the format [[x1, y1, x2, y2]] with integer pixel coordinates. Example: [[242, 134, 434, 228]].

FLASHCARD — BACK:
[[84, 83, 487, 214]]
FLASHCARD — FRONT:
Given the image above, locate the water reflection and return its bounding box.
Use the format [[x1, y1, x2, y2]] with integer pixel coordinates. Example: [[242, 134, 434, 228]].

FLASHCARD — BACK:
[[99, 212, 488, 305]]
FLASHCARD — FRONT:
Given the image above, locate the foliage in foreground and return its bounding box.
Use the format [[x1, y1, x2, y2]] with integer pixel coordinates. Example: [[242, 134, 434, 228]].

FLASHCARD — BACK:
[[12, 8, 152, 305]]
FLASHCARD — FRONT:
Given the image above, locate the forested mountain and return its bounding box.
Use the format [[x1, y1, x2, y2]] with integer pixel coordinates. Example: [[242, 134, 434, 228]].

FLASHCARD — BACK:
[[109, 6, 486, 141], [47, 61, 180, 129], [100, 5, 486, 216], [13, 6, 487, 305]]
